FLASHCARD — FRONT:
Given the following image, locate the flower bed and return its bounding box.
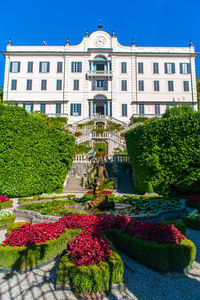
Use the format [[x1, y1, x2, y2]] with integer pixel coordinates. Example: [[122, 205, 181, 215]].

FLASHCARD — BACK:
[[56, 249, 124, 295], [87, 190, 112, 195], [0, 196, 13, 208], [182, 210, 200, 230], [0, 210, 16, 228]]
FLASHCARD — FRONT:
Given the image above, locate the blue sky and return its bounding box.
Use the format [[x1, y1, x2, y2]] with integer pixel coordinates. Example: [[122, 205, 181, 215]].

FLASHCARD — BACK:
[[0, 0, 199, 85]]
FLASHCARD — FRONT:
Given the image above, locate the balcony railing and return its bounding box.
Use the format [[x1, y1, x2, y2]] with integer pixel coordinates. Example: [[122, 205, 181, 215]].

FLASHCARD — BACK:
[[87, 70, 113, 77]]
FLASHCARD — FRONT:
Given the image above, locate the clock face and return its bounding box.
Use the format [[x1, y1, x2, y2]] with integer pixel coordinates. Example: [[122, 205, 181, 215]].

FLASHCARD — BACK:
[[95, 36, 106, 47]]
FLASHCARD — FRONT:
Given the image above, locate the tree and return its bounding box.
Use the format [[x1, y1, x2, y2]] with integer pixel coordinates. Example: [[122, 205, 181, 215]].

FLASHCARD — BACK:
[[0, 86, 3, 103], [196, 76, 200, 110]]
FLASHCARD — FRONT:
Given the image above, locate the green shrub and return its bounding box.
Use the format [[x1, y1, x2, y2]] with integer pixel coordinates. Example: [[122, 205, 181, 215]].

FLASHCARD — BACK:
[[1, 200, 13, 208], [7, 222, 30, 235], [132, 117, 148, 123], [0, 229, 81, 271], [0, 215, 16, 228], [182, 215, 200, 230], [0, 105, 76, 197], [104, 229, 196, 271], [76, 141, 92, 154], [56, 249, 124, 294], [125, 106, 200, 195], [186, 200, 200, 211], [164, 221, 186, 235]]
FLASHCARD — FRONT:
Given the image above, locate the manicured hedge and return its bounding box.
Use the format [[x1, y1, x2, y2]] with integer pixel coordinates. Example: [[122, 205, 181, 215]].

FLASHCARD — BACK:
[[0, 105, 76, 197], [182, 215, 200, 230], [7, 222, 30, 235], [1, 200, 13, 208], [56, 249, 124, 295], [0, 215, 16, 228], [104, 229, 196, 271], [186, 200, 200, 211], [0, 229, 81, 271], [125, 106, 200, 195], [165, 220, 186, 235]]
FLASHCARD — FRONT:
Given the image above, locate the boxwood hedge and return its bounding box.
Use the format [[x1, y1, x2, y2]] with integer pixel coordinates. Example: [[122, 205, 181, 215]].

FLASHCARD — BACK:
[[104, 229, 196, 272], [56, 249, 124, 295], [0, 229, 81, 271], [182, 215, 200, 230], [0, 215, 16, 228], [0, 105, 76, 197], [125, 106, 200, 195]]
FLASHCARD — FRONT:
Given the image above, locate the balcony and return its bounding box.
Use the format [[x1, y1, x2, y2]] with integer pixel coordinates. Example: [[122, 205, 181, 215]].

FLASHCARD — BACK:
[[87, 70, 113, 78]]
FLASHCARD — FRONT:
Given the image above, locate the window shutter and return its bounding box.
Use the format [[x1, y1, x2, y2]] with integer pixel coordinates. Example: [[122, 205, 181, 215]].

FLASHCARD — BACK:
[[165, 63, 167, 73], [31, 104, 33, 112], [104, 80, 108, 90], [17, 62, 21, 72], [39, 62, 42, 72], [110, 103, 112, 117], [78, 104, 81, 116], [187, 63, 191, 74], [23, 103, 25, 108], [92, 80, 96, 91], [80, 62, 82, 73], [172, 63, 175, 73], [71, 62, 74, 72], [10, 62, 13, 72], [180, 63, 183, 74], [47, 62, 50, 72], [70, 104, 73, 115]]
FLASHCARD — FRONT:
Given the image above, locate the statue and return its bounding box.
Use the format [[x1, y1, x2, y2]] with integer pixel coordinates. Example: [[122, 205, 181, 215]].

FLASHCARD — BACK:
[[85, 157, 111, 210]]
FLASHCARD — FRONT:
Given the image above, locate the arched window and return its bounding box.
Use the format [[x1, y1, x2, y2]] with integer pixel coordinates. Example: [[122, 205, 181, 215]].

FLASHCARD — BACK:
[[94, 95, 107, 100], [94, 55, 107, 61]]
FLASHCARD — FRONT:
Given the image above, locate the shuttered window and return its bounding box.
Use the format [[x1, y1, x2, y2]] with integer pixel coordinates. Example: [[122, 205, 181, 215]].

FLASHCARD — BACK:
[[57, 62, 63, 73], [27, 62, 33, 72], [26, 79, 32, 90], [183, 81, 189, 91], [138, 80, 144, 91], [56, 103, 61, 114], [10, 62, 20, 72], [40, 103, 46, 113], [71, 62, 82, 72], [122, 104, 127, 116], [39, 62, 50, 73], [154, 80, 160, 91], [138, 62, 143, 73], [168, 81, 174, 91], [11, 80, 17, 90], [139, 104, 145, 115], [180, 63, 191, 74], [121, 62, 127, 73], [121, 80, 127, 91], [70, 103, 81, 116], [155, 104, 160, 114], [165, 63, 175, 74], [74, 80, 79, 90], [56, 80, 62, 90], [41, 80, 47, 90], [153, 63, 159, 74]]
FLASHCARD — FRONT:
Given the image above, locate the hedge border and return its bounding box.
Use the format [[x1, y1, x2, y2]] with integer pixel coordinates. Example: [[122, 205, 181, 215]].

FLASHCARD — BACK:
[[0, 229, 81, 271], [182, 215, 200, 230], [7, 222, 30, 235], [0, 200, 13, 208], [0, 214, 16, 229], [56, 249, 124, 295], [186, 200, 200, 210], [104, 229, 196, 272]]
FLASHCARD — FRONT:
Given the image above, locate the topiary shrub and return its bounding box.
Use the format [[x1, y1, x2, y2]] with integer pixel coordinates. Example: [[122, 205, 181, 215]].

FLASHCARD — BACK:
[[125, 106, 200, 195], [182, 213, 200, 230], [0, 105, 76, 197], [0, 214, 16, 228], [56, 249, 124, 294]]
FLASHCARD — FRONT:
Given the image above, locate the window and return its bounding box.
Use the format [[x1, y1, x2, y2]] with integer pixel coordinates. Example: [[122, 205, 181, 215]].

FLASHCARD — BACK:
[[26, 79, 32, 90], [57, 62, 63, 73], [168, 81, 174, 91], [155, 104, 160, 114], [70, 103, 81, 116], [122, 104, 127, 116], [40, 103, 46, 113], [121, 62, 127, 73], [71, 62, 82, 72], [154, 80, 160, 91], [11, 79, 17, 90], [180, 63, 191, 74], [165, 63, 175, 74], [139, 104, 145, 115], [92, 80, 108, 90], [138, 80, 144, 91], [13, 103, 18, 106], [27, 62, 33, 73], [41, 80, 47, 90], [183, 81, 189, 91], [56, 103, 61, 114], [39, 62, 50, 73], [153, 63, 159, 74], [138, 62, 143, 73], [74, 79, 79, 90], [10, 62, 20, 73], [167, 103, 175, 109], [23, 103, 33, 113], [121, 80, 127, 91], [56, 80, 62, 90]]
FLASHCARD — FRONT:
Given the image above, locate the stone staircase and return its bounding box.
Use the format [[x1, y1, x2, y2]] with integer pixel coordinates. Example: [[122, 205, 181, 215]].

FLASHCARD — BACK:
[[117, 176, 135, 194], [63, 174, 86, 193]]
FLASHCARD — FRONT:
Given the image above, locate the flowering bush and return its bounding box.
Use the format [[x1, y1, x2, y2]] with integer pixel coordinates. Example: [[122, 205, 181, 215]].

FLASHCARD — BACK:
[[0, 196, 10, 203], [74, 132, 82, 137], [0, 209, 12, 219]]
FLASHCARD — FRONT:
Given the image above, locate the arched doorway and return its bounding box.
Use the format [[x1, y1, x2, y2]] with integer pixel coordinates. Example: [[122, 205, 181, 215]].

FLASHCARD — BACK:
[[93, 95, 107, 116]]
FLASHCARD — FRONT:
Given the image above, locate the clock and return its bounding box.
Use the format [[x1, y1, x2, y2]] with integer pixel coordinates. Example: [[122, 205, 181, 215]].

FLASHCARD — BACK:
[[95, 36, 106, 47]]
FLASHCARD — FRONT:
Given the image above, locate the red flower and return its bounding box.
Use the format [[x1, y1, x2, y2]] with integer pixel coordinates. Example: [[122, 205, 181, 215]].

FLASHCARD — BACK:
[[0, 196, 10, 203]]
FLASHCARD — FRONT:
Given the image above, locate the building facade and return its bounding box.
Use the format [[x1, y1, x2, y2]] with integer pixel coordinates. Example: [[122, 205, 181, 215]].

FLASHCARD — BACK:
[[2, 25, 198, 124]]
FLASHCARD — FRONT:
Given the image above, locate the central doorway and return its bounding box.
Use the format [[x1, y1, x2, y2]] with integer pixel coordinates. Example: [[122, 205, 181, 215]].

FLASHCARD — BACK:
[[96, 103, 105, 115]]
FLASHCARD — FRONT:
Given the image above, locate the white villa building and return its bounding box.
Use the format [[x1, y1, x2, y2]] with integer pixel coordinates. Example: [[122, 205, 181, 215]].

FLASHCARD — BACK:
[[2, 25, 198, 124]]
